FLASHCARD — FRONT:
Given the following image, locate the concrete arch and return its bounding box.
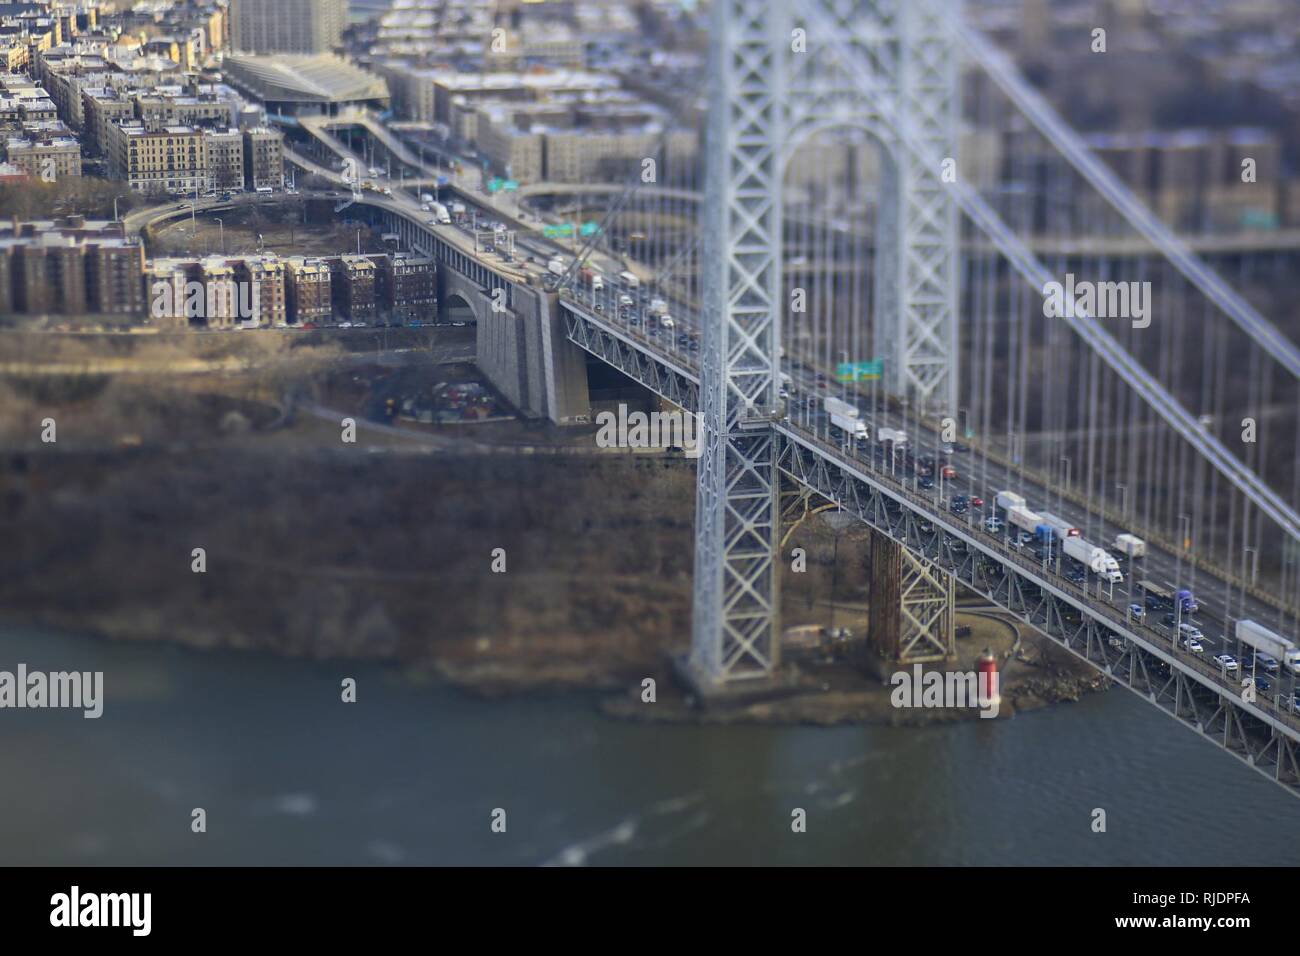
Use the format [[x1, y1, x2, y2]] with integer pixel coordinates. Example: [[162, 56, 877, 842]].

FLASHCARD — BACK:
[[442, 290, 479, 326]]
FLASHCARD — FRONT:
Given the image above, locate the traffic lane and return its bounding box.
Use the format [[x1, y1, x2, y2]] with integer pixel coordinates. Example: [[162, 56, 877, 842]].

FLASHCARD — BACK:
[[781, 390, 1275, 639], [785, 419, 1300, 723]]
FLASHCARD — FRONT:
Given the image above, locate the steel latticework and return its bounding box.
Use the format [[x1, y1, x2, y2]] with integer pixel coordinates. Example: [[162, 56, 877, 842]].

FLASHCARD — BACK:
[[690, 0, 786, 683], [691, 0, 961, 685]]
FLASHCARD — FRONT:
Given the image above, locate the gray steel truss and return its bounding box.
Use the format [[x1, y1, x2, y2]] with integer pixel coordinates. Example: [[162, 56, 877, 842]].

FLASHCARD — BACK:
[[689, 0, 787, 683], [689, 0, 961, 686], [787, 0, 959, 414], [775, 425, 1300, 799], [561, 305, 700, 411], [899, 548, 956, 663]]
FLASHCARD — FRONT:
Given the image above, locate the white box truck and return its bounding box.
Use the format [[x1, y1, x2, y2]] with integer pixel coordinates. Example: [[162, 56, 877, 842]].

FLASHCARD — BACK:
[[1064, 538, 1123, 581], [823, 396, 860, 420], [1007, 506, 1043, 534], [547, 256, 567, 277], [619, 271, 640, 289], [830, 412, 868, 440], [878, 427, 907, 447], [1036, 512, 1079, 540], [1237, 620, 1300, 673], [429, 202, 451, 224], [1113, 533, 1146, 558], [995, 490, 1026, 512]]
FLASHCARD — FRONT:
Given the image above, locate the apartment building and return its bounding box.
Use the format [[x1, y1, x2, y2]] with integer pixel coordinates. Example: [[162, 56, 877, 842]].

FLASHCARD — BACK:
[[231, 0, 345, 54], [6, 129, 81, 180], [285, 257, 332, 324], [106, 122, 207, 194], [236, 255, 286, 326], [243, 126, 283, 190], [204, 127, 244, 191], [331, 255, 378, 322], [0, 217, 145, 319], [382, 253, 435, 322]]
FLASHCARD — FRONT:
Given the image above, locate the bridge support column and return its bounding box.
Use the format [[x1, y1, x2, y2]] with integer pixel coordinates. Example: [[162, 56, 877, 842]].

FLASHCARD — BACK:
[[686, 0, 786, 691], [869, 530, 956, 665]]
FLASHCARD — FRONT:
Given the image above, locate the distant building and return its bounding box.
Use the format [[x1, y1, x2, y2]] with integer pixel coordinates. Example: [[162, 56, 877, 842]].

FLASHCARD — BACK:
[[204, 127, 244, 191], [231, 0, 346, 55], [331, 254, 377, 322], [381, 252, 435, 322], [106, 122, 207, 194], [236, 255, 286, 326], [5, 129, 81, 181], [243, 126, 283, 190], [285, 256, 332, 324], [222, 53, 389, 117], [0, 217, 145, 319]]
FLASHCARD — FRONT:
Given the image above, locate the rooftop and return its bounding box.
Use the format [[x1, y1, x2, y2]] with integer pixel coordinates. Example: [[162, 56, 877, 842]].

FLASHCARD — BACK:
[[223, 54, 390, 104]]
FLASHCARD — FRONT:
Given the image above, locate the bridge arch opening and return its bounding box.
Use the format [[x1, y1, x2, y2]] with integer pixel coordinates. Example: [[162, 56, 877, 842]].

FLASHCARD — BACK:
[[443, 292, 477, 327], [780, 123, 897, 431]]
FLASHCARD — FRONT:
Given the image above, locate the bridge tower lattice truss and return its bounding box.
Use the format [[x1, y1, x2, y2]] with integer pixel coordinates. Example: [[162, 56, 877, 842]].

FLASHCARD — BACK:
[[692, 0, 960, 685]]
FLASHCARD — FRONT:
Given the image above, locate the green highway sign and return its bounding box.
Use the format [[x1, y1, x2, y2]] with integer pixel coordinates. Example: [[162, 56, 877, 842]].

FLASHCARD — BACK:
[[579, 221, 601, 237], [486, 177, 504, 193], [835, 359, 882, 382], [542, 223, 575, 238], [502, 179, 519, 191]]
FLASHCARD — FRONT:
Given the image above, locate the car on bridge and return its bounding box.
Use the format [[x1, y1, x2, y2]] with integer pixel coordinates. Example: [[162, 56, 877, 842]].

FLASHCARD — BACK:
[[1213, 654, 1238, 673], [983, 515, 1002, 532], [1127, 603, 1145, 622]]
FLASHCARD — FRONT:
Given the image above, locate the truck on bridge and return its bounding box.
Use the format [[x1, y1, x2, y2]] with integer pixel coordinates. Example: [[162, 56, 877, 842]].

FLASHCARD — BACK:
[[1137, 579, 1197, 615], [1235, 620, 1300, 674], [995, 491, 1042, 536], [1036, 511, 1080, 542], [823, 396, 860, 420], [1112, 533, 1147, 558], [824, 397, 867, 441], [877, 426, 907, 449], [1063, 537, 1123, 582]]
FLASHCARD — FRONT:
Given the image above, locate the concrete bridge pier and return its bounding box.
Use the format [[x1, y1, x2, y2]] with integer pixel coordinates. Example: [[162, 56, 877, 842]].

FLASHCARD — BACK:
[[868, 530, 957, 672], [437, 268, 590, 423]]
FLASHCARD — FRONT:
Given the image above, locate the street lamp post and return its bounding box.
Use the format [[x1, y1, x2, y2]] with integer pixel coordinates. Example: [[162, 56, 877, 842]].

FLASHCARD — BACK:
[[214, 218, 224, 255], [1175, 513, 1191, 634], [1060, 456, 1071, 514]]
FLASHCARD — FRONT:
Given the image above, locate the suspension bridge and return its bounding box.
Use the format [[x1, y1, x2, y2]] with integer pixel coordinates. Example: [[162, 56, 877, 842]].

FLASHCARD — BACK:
[[281, 0, 1300, 798]]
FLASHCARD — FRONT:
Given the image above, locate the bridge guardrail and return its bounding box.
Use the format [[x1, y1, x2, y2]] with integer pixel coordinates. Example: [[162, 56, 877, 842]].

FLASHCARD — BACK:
[[785, 423, 1300, 736]]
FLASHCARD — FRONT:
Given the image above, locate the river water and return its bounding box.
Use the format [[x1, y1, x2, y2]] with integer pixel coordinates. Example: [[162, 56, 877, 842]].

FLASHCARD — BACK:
[[1, 625, 1298, 866]]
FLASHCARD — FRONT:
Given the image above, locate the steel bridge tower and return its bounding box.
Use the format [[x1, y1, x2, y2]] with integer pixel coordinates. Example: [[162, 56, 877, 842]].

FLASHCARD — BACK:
[[690, 0, 960, 686]]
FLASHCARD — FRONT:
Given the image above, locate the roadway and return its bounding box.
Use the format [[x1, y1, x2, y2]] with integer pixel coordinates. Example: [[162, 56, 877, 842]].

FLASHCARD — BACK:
[[281, 117, 1298, 670], [558, 269, 1300, 711]]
